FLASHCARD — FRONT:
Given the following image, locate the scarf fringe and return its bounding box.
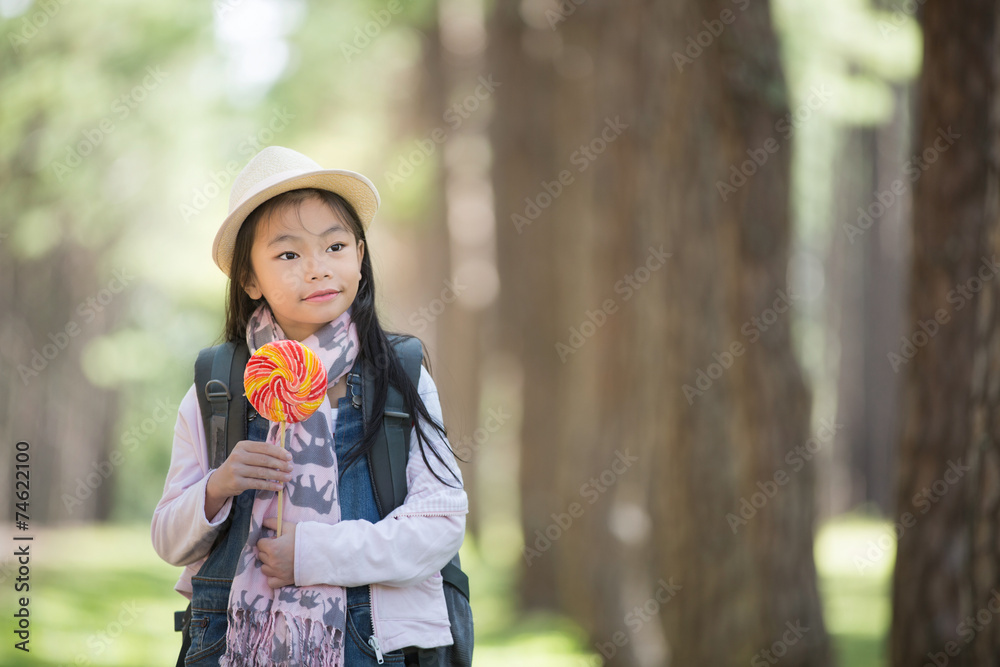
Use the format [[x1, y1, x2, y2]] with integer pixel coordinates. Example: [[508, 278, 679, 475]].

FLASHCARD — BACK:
[[220, 607, 343, 667]]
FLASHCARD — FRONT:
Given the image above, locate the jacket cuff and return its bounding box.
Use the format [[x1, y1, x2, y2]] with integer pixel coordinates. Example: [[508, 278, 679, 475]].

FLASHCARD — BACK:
[[293, 513, 466, 588], [203, 469, 234, 526]]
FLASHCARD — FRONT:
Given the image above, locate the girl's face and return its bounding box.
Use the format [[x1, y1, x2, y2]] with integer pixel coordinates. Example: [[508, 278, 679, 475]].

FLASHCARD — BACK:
[[244, 196, 365, 341]]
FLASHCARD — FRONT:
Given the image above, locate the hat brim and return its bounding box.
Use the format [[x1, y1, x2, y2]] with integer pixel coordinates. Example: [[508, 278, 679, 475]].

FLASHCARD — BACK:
[[212, 168, 380, 277]]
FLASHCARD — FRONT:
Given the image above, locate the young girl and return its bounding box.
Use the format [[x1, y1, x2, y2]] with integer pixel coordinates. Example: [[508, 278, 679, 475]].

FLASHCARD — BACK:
[[151, 146, 469, 666]]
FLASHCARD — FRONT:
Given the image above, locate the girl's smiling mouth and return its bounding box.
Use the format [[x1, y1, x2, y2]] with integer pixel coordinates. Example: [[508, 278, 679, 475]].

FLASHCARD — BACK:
[[303, 289, 339, 302]]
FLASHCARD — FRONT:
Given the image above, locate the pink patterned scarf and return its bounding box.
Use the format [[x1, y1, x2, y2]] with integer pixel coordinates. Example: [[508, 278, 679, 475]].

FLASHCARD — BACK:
[[219, 302, 360, 666]]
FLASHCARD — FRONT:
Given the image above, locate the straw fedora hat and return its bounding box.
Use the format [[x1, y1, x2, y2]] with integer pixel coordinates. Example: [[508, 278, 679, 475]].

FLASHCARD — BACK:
[[212, 145, 380, 277]]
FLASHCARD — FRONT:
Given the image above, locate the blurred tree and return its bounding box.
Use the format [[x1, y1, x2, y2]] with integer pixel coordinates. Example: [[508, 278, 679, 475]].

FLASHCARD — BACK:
[[890, 0, 1000, 664], [0, 3, 213, 524], [0, 0, 452, 526], [829, 107, 910, 518], [768, 0, 922, 522], [825, 0, 915, 519], [489, 0, 830, 663], [425, 0, 493, 545]]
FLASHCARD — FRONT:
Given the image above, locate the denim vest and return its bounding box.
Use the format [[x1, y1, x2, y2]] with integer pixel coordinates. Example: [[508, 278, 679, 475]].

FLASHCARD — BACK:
[[332, 393, 412, 664], [183, 410, 269, 666], [184, 390, 411, 665]]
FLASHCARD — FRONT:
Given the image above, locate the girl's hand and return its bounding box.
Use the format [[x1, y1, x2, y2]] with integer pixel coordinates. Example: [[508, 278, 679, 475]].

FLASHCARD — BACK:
[[205, 440, 293, 519], [209, 439, 294, 497], [258, 517, 297, 588]]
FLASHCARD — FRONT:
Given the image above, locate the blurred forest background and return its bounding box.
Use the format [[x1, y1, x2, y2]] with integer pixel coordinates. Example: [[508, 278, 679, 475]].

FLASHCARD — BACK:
[[1, 0, 998, 665]]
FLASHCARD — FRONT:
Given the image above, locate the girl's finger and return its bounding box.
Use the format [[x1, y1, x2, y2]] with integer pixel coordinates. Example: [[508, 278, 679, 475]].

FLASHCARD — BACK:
[[238, 463, 292, 481], [247, 476, 284, 491]]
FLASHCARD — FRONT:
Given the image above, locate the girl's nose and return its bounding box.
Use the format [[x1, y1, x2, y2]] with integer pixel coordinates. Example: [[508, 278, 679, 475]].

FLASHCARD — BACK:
[[303, 255, 333, 280]]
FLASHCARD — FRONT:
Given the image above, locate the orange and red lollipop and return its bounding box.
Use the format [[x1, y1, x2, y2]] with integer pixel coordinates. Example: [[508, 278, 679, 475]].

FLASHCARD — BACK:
[[244, 340, 328, 536]]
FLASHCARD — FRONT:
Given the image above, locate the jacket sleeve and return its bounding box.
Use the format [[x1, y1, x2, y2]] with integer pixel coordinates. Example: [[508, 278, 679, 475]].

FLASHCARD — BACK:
[[150, 383, 236, 567], [294, 366, 469, 589]]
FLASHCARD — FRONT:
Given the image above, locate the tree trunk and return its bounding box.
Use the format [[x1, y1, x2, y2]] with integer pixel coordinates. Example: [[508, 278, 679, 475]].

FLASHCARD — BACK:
[[830, 126, 880, 514], [890, 0, 1000, 664], [1, 228, 121, 525], [489, 0, 831, 662], [829, 108, 909, 518], [488, 0, 565, 612]]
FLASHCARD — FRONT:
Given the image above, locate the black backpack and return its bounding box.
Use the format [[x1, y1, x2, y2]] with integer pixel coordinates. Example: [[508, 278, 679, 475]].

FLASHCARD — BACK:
[[174, 334, 473, 666]]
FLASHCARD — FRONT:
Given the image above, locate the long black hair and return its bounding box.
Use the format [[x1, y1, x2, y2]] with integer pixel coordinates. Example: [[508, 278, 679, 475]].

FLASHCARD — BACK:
[[223, 187, 465, 489]]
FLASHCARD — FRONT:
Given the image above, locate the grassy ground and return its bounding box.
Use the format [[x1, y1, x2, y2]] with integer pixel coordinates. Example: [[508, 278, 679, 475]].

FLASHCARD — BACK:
[[0, 515, 889, 666], [814, 514, 892, 667]]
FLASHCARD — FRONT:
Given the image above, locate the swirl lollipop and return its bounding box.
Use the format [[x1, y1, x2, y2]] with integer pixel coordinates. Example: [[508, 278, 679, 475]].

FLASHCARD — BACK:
[[244, 339, 328, 536]]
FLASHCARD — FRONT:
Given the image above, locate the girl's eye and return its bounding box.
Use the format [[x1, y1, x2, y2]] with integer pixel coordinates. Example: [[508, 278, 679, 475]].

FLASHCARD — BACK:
[[278, 251, 298, 260], [327, 243, 344, 252]]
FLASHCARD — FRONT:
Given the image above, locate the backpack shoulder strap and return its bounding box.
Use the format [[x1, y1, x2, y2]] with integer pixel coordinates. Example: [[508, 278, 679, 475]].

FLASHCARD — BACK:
[[364, 334, 423, 518], [180, 341, 251, 657], [363, 335, 471, 600], [194, 341, 251, 470]]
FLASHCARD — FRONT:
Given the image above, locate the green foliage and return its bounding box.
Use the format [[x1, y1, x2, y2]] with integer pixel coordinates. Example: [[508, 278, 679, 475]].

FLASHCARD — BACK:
[[2, 0, 444, 522]]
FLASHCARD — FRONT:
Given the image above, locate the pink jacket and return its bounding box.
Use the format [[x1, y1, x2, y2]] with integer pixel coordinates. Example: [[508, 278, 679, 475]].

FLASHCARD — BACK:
[[150, 365, 469, 653]]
